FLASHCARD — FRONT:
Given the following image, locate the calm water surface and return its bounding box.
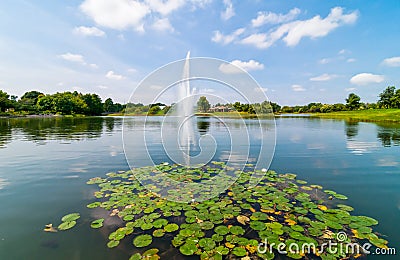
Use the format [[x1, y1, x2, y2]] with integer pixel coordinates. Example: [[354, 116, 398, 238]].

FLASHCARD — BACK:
[[0, 116, 398, 259]]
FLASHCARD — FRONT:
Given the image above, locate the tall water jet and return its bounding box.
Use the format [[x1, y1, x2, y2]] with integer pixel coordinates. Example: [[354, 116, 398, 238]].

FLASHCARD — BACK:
[[177, 51, 196, 166]]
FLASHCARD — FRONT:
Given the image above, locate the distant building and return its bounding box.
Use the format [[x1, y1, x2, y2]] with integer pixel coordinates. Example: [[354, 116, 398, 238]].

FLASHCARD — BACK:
[[209, 106, 232, 112]]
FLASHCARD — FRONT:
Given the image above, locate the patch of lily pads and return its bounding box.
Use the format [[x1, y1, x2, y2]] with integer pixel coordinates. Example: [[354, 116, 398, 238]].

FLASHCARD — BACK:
[[80, 162, 389, 259], [44, 213, 80, 232]]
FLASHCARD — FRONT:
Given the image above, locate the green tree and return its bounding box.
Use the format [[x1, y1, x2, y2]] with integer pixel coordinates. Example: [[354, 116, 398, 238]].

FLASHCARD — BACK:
[[393, 89, 400, 108], [0, 90, 12, 112], [82, 93, 103, 115], [346, 93, 361, 110], [18, 90, 44, 111], [197, 96, 210, 112], [103, 98, 114, 112], [36, 95, 55, 112], [148, 105, 161, 115], [378, 86, 396, 108]]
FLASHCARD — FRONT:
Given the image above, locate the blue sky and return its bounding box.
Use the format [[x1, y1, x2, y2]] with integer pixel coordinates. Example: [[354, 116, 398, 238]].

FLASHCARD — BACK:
[[0, 0, 399, 105]]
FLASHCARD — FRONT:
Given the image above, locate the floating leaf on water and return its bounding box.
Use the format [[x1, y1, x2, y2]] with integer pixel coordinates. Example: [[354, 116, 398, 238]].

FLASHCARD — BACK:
[[87, 202, 101, 209], [58, 221, 76, 230], [61, 213, 80, 222], [143, 248, 159, 257], [43, 224, 57, 233], [179, 242, 198, 256], [107, 240, 119, 248], [164, 223, 179, 232], [141, 223, 153, 230], [199, 238, 216, 251], [232, 247, 247, 257], [90, 219, 104, 229], [153, 218, 168, 228], [214, 225, 229, 235], [199, 221, 214, 230], [250, 221, 266, 231], [237, 215, 250, 225], [153, 229, 165, 237], [229, 226, 245, 235], [133, 234, 152, 248], [334, 193, 348, 200], [337, 204, 354, 212], [129, 253, 141, 260]]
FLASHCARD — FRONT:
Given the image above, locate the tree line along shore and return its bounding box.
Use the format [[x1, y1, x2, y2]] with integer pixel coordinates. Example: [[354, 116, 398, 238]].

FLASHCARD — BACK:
[[0, 86, 399, 122]]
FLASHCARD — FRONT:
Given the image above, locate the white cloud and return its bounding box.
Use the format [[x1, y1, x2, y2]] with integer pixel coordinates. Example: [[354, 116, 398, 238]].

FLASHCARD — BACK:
[[338, 49, 350, 55], [240, 33, 272, 49], [212, 28, 245, 45], [347, 58, 356, 63], [221, 0, 235, 21], [318, 58, 331, 64], [350, 73, 384, 86], [97, 85, 108, 89], [292, 84, 306, 92], [345, 87, 356, 92], [106, 70, 125, 80], [254, 87, 268, 93], [382, 56, 400, 67], [145, 0, 185, 16], [310, 73, 337, 81], [219, 59, 264, 74], [280, 7, 358, 47], [73, 26, 105, 37], [252, 8, 300, 27], [152, 18, 174, 32], [59, 53, 86, 64], [224, 7, 358, 49], [231, 60, 264, 72], [80, 0, 150, 31], [89, 63, 98, 69]]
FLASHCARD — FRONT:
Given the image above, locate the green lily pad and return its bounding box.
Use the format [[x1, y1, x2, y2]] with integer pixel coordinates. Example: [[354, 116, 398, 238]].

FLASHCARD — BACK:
[[164, 223, 179, 232], [61, 213, 80, 222], [90, 218, 104, 229], [214, 225, 229, 235], [199, 238, 216, 251], [232, 247, 247, 257], [107, 240, 119, 248], [128, 253, 141, 260], [153, 229, 165, 237], [58, 221, 76, 230], [153, 218, 168, 228], [230, 226, 245, 235], [250, 221, 266, 231], [179, 242, 198, 256], [133, 234, 152, 248]]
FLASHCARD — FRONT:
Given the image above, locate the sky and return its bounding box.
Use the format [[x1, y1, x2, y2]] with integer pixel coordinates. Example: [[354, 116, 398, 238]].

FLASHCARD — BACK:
[[0, 0, 399, 105]]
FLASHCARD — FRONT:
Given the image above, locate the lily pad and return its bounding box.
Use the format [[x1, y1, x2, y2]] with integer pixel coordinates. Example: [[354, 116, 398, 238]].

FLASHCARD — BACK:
[[179, 242, 198, 256], [133, 234, 152, 248], [90, 218, 104, 229], [230, 226, 245, 235], [61, 213, 80, 222], [107, 240, 119, 248], [164, 223, 179, 232], [153, 229, 165, 237], [214, 226, 229, 235], [232, 247, 247, 257], [58, 221, 76, 230]]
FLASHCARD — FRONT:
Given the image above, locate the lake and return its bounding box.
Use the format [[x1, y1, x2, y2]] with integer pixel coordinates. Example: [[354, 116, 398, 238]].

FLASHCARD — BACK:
[[0, 116, 398, 259]]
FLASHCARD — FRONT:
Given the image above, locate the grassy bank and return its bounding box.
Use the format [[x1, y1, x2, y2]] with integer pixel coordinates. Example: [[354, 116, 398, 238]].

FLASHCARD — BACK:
[[311, 109, 400, 123]]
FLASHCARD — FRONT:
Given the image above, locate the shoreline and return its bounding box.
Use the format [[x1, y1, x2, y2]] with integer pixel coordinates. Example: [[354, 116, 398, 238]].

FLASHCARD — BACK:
[[2, 109, 400, 123]]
